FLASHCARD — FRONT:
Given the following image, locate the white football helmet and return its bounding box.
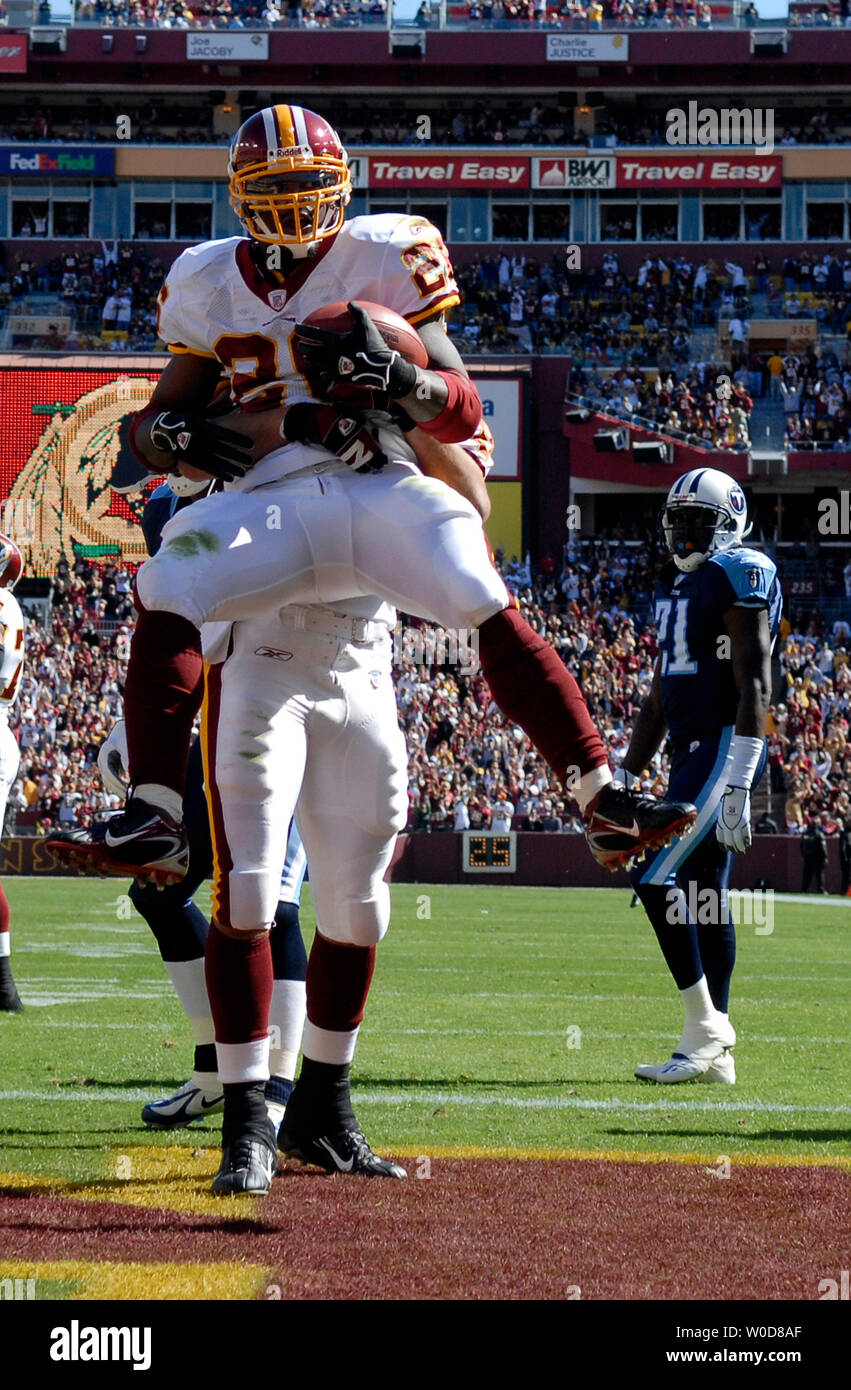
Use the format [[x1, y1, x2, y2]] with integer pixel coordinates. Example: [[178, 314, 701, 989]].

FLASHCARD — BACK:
[[662, 468, 749, 573]]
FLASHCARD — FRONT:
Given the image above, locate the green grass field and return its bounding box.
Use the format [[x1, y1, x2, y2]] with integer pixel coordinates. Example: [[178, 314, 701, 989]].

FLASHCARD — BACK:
[[1, 878, 849, 1185]]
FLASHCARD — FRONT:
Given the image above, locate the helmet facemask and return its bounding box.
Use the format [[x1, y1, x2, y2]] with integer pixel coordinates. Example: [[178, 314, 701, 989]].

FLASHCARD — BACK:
[[229, 152, 351, 251], [662, 503, 738, 573]]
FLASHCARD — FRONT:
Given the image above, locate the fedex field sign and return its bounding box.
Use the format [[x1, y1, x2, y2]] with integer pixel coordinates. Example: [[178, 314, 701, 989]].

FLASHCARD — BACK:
[[370, 157, 529, 189], [617, 155, 781, 188], [1, 147, 115, 176]]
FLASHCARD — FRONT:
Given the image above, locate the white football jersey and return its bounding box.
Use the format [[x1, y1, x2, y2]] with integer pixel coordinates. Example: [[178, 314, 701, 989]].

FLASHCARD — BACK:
[[0, 588, 25, 715], [156, 214, 494, 486]]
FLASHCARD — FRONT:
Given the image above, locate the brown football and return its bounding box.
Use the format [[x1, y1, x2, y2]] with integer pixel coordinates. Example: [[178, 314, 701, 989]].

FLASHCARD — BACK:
[[298, 300, 429, 368], [294, 300, 429, 406]]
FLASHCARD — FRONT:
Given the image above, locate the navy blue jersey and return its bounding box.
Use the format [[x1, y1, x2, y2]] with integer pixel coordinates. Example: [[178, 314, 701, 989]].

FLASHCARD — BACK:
[[655, 547, 782, 743]]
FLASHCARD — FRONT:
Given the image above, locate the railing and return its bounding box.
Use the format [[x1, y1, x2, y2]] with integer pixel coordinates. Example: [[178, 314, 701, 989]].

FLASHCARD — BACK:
[[564, 389, 751, 451]]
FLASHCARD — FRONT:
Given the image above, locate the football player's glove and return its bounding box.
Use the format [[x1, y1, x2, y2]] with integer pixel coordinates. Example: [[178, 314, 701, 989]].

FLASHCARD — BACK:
[[149, 410, 253, 483], [716, 786, 752, 853], [294, 302, 419, 400], [282, 402, 387, 474]]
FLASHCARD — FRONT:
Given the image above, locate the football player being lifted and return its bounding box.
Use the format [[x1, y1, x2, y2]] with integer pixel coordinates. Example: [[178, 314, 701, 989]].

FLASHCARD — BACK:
[[616, 469, 781, 1084], [50, 106, 696, 1192]]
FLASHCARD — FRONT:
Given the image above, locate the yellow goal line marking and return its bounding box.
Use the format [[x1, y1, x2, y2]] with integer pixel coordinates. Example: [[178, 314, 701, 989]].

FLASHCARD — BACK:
[[392, 1145, 851, 1169], [0, 1146, 261, 1217], [0, 1260, 270, 1302]]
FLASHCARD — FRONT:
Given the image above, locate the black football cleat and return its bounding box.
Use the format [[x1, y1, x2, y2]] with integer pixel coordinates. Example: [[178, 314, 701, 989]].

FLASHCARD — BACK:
[[0, 958, 23, 1012], [278, 1117, 407, 1179], [46, 798, 189, 886], [584, 782, 697, 871], [212, 1119, 278, 1197]]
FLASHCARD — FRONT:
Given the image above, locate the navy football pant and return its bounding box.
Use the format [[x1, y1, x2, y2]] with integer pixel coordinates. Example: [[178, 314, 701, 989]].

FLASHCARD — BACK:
[[630, 728, 764, 1014]]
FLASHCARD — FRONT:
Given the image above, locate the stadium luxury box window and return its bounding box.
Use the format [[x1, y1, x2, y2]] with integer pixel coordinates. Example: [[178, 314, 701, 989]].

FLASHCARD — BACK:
[[131, 181, 213, 242], [9, 184, 91, 239]]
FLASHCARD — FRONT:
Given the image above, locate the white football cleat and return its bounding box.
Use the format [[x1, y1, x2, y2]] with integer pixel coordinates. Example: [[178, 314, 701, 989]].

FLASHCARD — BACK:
[[696, 1049, 736, 1085], [635, 1017, 736, 1084], [635, 1053, 711, 1083], [142, 1078, 224, 1128]]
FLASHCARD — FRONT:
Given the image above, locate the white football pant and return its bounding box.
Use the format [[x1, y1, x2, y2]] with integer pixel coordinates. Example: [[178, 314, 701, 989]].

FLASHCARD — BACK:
[[202, 606, 408, 936], [137, 458, 509, 631]]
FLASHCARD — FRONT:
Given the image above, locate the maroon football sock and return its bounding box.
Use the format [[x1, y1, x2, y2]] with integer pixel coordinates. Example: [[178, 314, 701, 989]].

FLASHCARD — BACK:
[[478, 606, 608, 782], [205, 925, 274, 1045], [305, 931, 376, 1035], [124, 597, 204, 796]]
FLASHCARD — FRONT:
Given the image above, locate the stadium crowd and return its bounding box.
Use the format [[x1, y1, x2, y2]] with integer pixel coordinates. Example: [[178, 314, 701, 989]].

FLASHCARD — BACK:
[[9, 546, 850, 847], [0, 242, 164, 352], [2, 94, 851, 149]]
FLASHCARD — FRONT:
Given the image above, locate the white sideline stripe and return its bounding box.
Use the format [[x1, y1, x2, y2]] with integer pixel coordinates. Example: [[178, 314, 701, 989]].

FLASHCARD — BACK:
[[352, 1092, 851, 1115], [0, 1089, 849, 1115], [23, 1021, 160, 1030], [390, 1029, 849, 1044]]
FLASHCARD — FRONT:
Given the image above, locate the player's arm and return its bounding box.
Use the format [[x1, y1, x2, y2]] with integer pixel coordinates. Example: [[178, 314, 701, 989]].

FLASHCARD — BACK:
[[618, 656, 668, 783], [717, 603, 772, 853], [401, 428, 490, 521], [129, 351, 252, 482], [726, 604, 772, 739], [295, 304, 482, 441]]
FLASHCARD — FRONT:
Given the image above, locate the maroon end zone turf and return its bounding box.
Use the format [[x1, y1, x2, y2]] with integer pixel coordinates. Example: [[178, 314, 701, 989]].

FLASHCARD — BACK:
[[2, 1158, 848, 1300]]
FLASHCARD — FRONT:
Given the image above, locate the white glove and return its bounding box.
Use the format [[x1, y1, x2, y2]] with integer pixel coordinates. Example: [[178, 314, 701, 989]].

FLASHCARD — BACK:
[[97, 718, 129, 799], [717, 786, 752, 853]]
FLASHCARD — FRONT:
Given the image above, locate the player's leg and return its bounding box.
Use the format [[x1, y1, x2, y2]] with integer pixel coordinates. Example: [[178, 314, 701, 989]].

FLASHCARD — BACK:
[[343, 468, 696, 868], [0, 725, 22, 1011], [202, 626, 310, 1194], [133, 735, 222, 1125], [279, 624, 408, 1177], [687, 831, 737, 1085], [265, 822, 308, 1132], [630, 730, 737, 1083]]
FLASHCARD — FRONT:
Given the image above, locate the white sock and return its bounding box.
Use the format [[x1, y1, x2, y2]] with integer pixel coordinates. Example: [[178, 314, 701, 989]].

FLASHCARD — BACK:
[[268, 978, 306, 1079], [134, 782, 183, 823], [192, 1071, 220, 1093], [163, 958, 215, 1046], [266, 1099, 287, 1131], [681, 976, 716, 1027], [302, 1019, 359, 1066], [575, 764, 613, 815], [678, 978, 729, 1054], [216, 1038, 270, 1085], [0, 933, 9, 959]]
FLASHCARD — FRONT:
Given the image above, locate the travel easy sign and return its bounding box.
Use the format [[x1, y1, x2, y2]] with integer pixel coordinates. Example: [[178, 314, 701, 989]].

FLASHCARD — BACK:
[[369, 156, 529, 189], [0, 147, 116, 176], [617, 154, 782, 189]]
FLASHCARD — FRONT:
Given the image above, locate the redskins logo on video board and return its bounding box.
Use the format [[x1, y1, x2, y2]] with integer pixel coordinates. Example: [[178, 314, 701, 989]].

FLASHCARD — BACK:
[[2, 371, 162, 574]]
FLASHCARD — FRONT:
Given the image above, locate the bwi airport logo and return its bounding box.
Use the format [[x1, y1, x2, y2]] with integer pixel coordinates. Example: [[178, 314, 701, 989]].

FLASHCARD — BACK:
[[535, 157, 615, 190]]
